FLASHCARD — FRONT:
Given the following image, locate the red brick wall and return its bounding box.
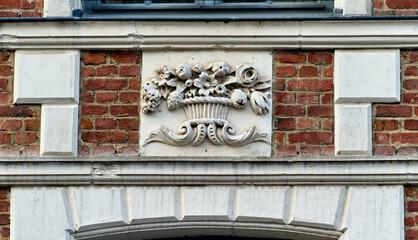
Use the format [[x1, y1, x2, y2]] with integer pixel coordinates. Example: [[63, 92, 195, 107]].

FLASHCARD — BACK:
[[273, 52, 334, 157], [0, 52, 40, 157], [80, 51, 140, 157], [0, 188, 9, 240], [373, 50, 418, 156], [406, 187, 418, 239], [0, 0, 43, 17], [374, 0, 418, 15]]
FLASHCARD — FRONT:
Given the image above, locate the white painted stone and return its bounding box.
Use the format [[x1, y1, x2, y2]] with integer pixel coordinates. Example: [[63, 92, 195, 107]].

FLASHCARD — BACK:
[[335, 50, 400, 103], [140, 50, 272, 157], [292, 186, 346, 230], [236, 186, 288, 223], [335, 104, 372, 156], [44, 0, 70, 17], [182, 186, 231, 221], [11, 187, 70, 240], [345, 186, 404, 240], [40, 104, 78, 157], [129, 187, 179, 223], [334, 0, 372, 15], [72, 187, 127, 231], [14, 50, 80, 104]]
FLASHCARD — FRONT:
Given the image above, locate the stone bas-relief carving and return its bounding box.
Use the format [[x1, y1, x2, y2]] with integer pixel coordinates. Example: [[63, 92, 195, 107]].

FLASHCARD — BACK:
[[142, 62, 271, 147]]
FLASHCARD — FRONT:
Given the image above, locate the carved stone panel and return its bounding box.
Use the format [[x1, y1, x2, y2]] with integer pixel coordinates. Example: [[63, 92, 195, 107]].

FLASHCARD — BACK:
[[140, 51, 272, 157]]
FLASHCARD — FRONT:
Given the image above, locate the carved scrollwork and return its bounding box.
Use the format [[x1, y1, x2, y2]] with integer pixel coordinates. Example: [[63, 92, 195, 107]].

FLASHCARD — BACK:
[[142, 61, 271, 147]]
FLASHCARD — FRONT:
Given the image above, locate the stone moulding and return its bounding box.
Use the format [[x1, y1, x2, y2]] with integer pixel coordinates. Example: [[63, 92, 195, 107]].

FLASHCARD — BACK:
[[142, 61, 271, 147]]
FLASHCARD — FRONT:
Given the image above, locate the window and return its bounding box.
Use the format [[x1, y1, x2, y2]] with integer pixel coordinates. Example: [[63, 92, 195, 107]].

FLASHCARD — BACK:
[[82, 0, 335, 19]]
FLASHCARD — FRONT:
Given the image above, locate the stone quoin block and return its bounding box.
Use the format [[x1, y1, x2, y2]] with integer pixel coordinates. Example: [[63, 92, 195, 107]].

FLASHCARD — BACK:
[[14, 50, 80, 104], [40, 104, 78, 156], [335, 50, 400, 103], [335, 104, 372, 155]]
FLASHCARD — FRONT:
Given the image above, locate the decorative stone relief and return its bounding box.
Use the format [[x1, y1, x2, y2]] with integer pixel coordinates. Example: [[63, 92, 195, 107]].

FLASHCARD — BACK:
[[142, 62, 271, 147]]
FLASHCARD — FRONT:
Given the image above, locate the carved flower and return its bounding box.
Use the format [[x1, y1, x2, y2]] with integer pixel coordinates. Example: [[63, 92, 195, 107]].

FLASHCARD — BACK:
[[176, 63, 193, 80], [215, 85, 227, 95], [212, 62, 231, 78], [194, 72, 217, 96], [151, 66, 177, 87], [250, 91, 269, 115], [167, 90, 184, 110], [236, 64, 259, 88], [230, 89, 247, 109], [193, 64, 204, 74]]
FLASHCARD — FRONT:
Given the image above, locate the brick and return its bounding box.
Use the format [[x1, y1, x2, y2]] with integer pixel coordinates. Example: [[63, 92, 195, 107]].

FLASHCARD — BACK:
[[0, 65, 12, 76], [274, 53, 306, 63], [14, 132, 37, 144], [391, 133, 418, 144], [127, 132, 138, 143], [275, 66, 296, 77], [403, 93, 418, 104], [110, 52, 140, 64], [81, 53, 106, 65], [81, 67, 95, 77], [117, 146, 138, 156], [96, 92, 117, 103], [0, 132, 11, 144], [0, 214, 9, 225], [322, 146, 335, 156], [411, 52, 418, 63], [21, 11, 42, 17], [396, 10, 418, 15], [0, 106, 33, 117], [322, 119, 333, 130], [374, 10, 394, 15], [408, 201, 418, 212], [119, 91, 139, 103], [307, 106, 333, 117], [308, 53, 333, 65], [0, 53, 10, 63], [288, 132, 333, 144], [323, 66, 333, 77], [96, 65, 117, 77], [405, 66, 418, 76], [95, 118, 116, 130], [274, 92, 295, 103], [0, 92, 10, 103], [0, 200, 9, 212], [274, 105, 303, 116], [415, 106, 418, 117], [119, 65, 140, 77], [288, 79, 333, 91], [274, 132, 284, 143], [84, 79, 127, 91], [404, 79, 418, 90], [79, 145, 89, 157], [405, 120, 418, 130], [21, 145, 39, 157], [0, 120, 21, 131], [299, 66, 319, 77], [274, 118, 295, 130], [398, 147, 418, 156], [374, 119, 399, 131], [276, 145, 297, 157], [296, 118, 319, 130], [93, 145, 115, 156], [0, 11, 19, 17], [0, 78, 7, 90], [117, 118, 138, 130], [300, 145, 321, 156], [0, 147, 19, 156], [297, 93, 319, 104], [81, 131, 126, 143], [0, 189, 7, 199], [386, 0, 418, 9], [1, 227, 9, 238], [374, 133, 389, 144], [110, 105, 138, 116], [274, 78, 285, 90], [407, 229, 418, 240], [374, 146, 396, 156], [23, 119, 39, 131], [373, 0, 383, 8], [405, 217, 415, 227], [406, 187, 415, 197], [321, 93, 332, 104], [128, 78, 140, 90], [81, 92, 94, 103], [80, 118, 92, 129], [0, 0, 34, 9], [81, 105, 107, 116], [376, 105, 411, 117]]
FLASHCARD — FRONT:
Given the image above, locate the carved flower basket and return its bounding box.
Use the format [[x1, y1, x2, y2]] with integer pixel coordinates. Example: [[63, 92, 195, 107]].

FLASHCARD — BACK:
[[182, 97, 232, 123]]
